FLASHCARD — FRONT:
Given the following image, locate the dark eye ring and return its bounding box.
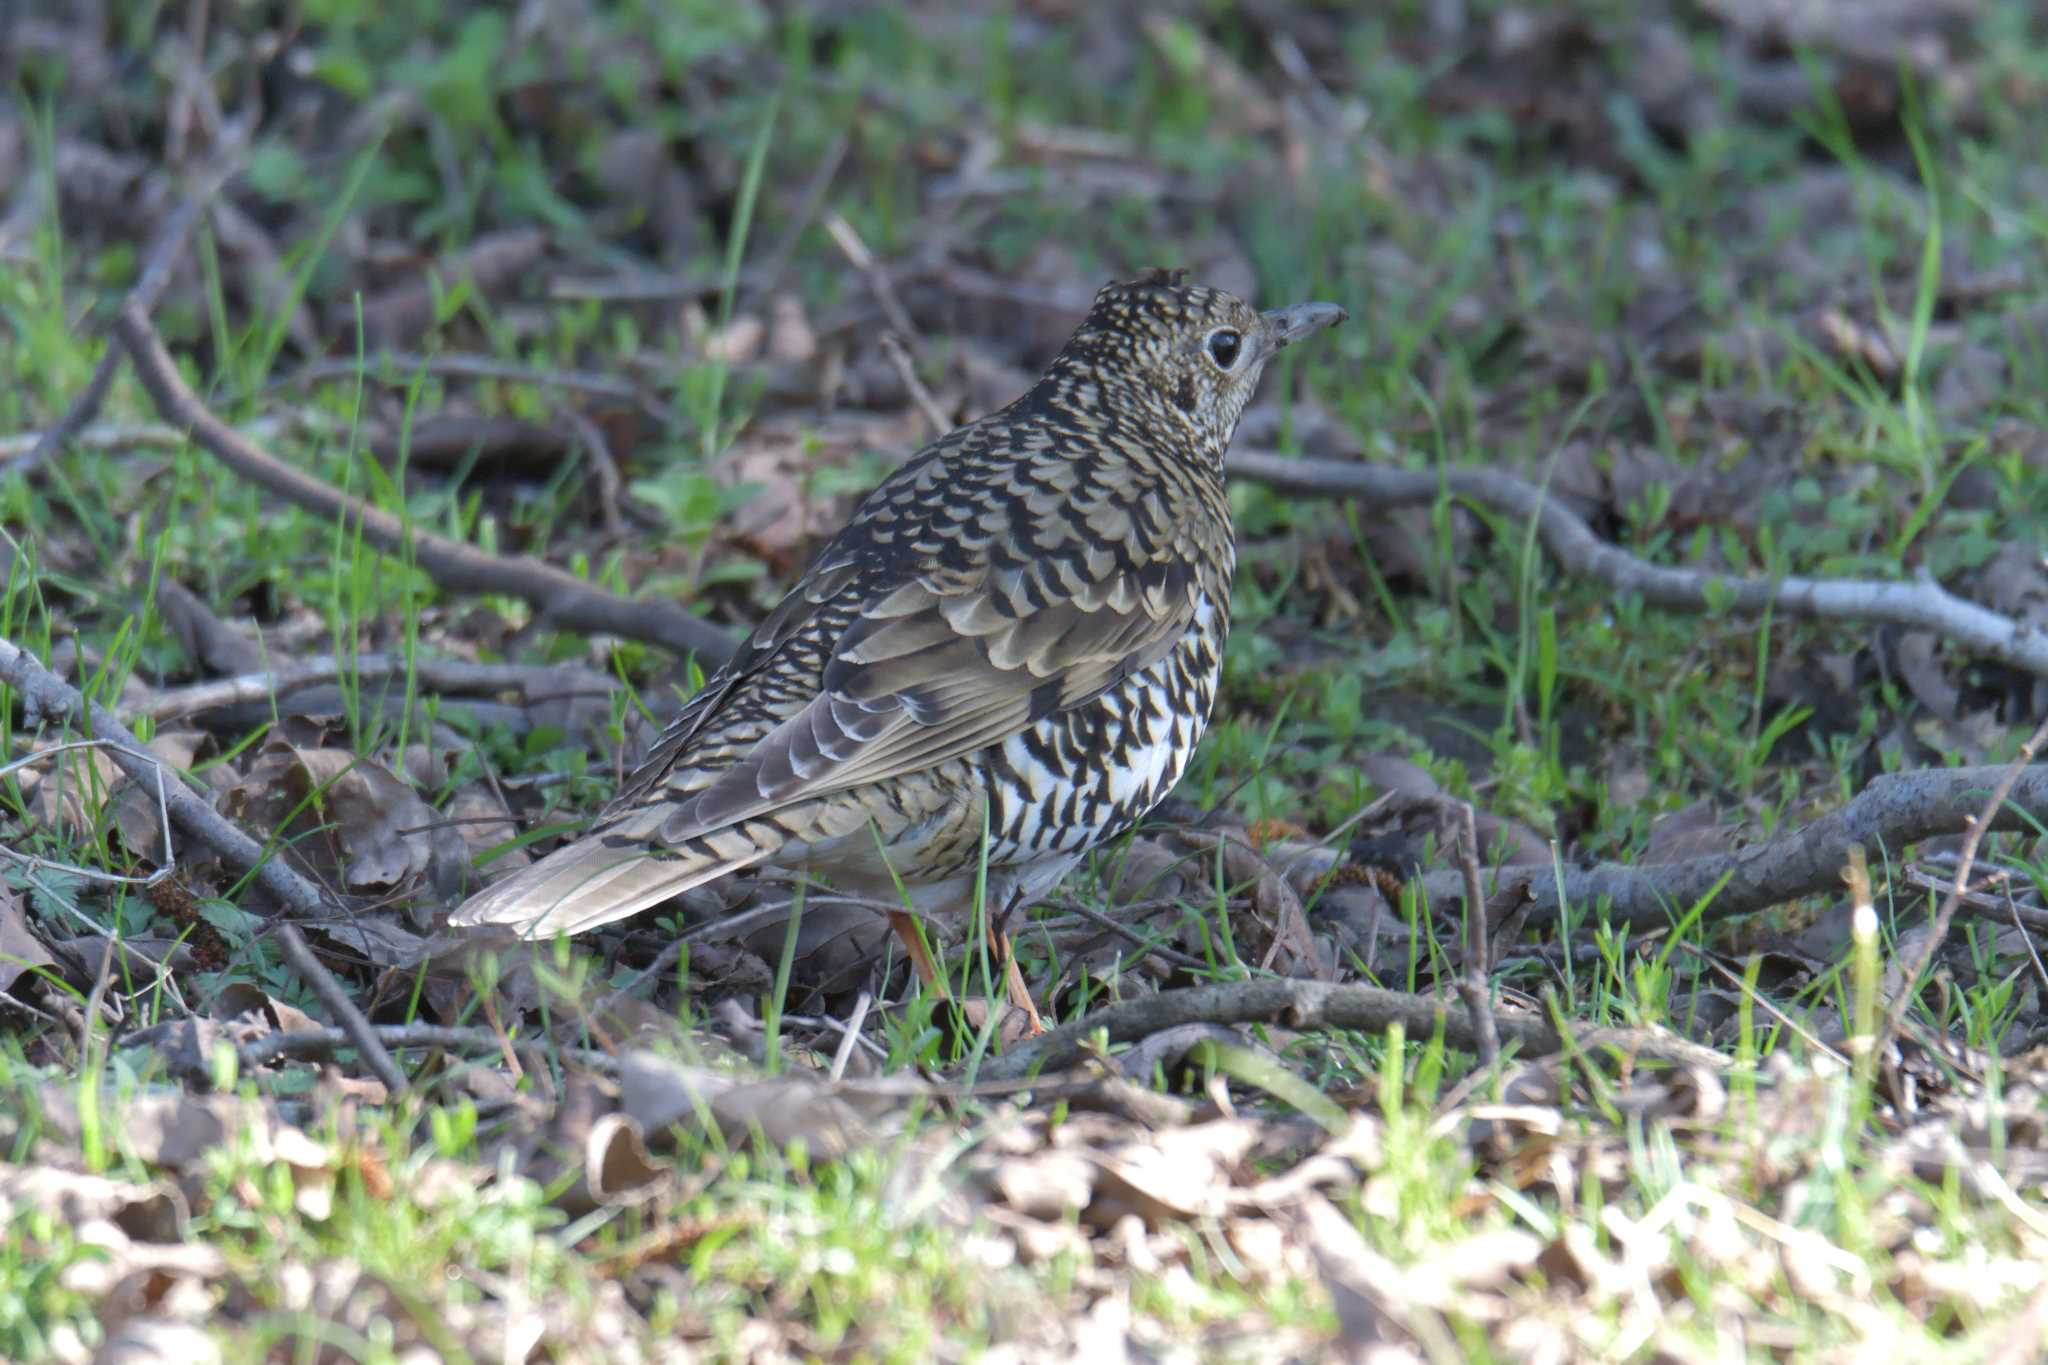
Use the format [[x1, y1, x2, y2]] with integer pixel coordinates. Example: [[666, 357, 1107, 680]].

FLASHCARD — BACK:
[[1205, 328, 1242, 370]]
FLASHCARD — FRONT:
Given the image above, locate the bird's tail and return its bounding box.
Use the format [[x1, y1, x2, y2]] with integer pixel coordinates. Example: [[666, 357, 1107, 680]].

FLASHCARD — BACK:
[[447, 813, 780, 938]]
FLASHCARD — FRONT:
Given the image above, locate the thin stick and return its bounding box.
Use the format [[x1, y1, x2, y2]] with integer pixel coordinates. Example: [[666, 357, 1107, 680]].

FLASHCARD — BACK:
[[1405, 764, 2048, 931], [271, 923, 409, 1094], [273, 351, 651, 405], [123, 652, 616, 722], [879, 331, 951, 436], [2006, 880, 2048, 1003], [238, 1021, 612, 1071], [1899, 866, 2048, 934], [593, 937, 690, 1021], [1053, 896, 1210, 972], [561, 407, 628, 536], [0, 423, 187, 465], [829, 991, 873, 1082], [1454, 802, 1501, 1071], [824, 210, 921, 348], [979, 978, 1564, 1083]]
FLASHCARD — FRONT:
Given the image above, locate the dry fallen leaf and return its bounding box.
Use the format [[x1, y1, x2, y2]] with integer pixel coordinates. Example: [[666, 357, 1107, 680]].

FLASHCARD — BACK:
[[0, 880, 58, 993]]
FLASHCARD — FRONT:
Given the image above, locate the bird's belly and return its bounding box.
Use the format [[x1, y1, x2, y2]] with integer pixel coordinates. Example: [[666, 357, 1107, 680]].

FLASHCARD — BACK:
[[981, 610, 1222, 870]]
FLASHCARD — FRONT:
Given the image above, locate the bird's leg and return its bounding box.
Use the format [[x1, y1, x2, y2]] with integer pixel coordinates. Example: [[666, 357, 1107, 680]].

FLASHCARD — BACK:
[[990, 925, 1046, 1037], [888, 909, 945, 995], [893, 895, 1042, 1037], [986, 883, 1046, 1036]]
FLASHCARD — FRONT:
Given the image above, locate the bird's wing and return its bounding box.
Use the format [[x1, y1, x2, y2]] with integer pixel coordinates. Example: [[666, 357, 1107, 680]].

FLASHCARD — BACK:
[[606, 553, 863, 812], [638, 547, 1204, 845]]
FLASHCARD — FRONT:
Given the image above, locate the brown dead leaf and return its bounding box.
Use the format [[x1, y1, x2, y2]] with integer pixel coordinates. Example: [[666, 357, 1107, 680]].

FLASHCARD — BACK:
[[222, 740, 466, 900], [0, 880, 57, 993], [106, 729, 210, 863], [1296, 1194, 1403, 1348], [985, 1148, 1097, 1221], [584, 1113, 668, 1205], [28, 1085, 336, 1216], [18, 739, 123, 843], [213, 979, 323, 1036], [446, 784, 528, 877], [712, 419, 871, 564], [1084, 1118, 1262, 1227]]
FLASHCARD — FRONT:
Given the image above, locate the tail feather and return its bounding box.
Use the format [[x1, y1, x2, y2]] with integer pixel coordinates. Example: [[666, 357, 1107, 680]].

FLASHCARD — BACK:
[[448, 831, 771, 938]]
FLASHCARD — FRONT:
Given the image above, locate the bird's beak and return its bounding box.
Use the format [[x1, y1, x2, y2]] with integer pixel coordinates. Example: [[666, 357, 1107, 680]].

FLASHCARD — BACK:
[[1259, 301, 1347, 357]]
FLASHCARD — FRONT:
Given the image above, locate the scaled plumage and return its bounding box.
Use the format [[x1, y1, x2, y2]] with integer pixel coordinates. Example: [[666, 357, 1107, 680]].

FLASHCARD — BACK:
[[451, 271, 1345, 948]]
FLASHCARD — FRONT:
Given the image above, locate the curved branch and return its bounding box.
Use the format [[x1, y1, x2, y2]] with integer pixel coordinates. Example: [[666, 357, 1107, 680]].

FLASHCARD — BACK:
[[1227, 450, 2048, 681], [1412, 764, 2048, 930], [980, 979, 1560, 1082], [114, 305, 738, 667], [978, 977, 1730, 1082], [122, 652, 617, 723]]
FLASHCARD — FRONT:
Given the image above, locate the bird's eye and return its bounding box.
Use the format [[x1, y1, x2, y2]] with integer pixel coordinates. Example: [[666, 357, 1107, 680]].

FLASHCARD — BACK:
[[1205, 328, 1243, 370]]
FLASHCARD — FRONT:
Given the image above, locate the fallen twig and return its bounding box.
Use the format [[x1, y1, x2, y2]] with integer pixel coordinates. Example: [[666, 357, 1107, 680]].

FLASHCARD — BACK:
[[0, 632, 407, 1093], [561, 407, 628, 537], [1898, 867, 2048, 934], [114, 306, 738, 666], [240, 1021, 611, 1072], [273, 350, 653, 407], [0, 423, 187, 465], [1403, 764, 2048, 931], [879, 331, 952, 437], [825, 210, 922, 349], [978, 978, 1554, 1082], [1228, 449, 2048, 683], [270, 925, 409, 1094], [979, 976, 1729, 1082], [1453, 803, 1501, 1071], [122, 652, 618, 723]]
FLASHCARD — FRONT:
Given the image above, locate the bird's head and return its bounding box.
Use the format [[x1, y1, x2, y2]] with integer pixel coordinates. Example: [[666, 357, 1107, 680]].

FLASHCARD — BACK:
[[1047, 268, 1347, 459]]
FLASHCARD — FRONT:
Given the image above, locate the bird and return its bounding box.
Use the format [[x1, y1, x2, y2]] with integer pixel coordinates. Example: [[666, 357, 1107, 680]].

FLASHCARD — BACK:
[[450, 269, 1346, 1029]]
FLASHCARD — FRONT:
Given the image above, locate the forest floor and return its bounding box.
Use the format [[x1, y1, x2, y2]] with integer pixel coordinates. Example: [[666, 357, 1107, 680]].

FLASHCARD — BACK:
[[6, 2, 2048, 1360]]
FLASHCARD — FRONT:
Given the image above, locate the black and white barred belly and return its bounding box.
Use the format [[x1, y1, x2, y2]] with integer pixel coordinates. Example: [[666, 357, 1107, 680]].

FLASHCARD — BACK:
[[978, 593, 1224, 870]]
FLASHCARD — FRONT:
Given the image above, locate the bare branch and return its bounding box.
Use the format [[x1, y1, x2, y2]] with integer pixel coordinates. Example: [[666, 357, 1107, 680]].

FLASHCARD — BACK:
[[879, 331, 952, 437], [978, 977, 1730, 1083], [980, 979, 1550, 1082], [825, 210, 921, 349], [1406, 764, 2048, 930], [1228, 449, 2048, 682], [122, 652, 617, 724]]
